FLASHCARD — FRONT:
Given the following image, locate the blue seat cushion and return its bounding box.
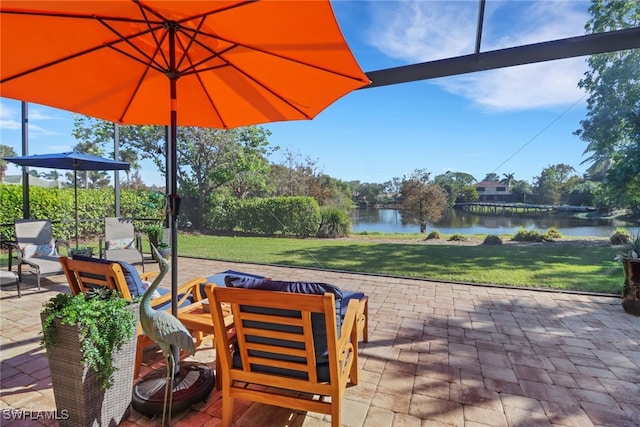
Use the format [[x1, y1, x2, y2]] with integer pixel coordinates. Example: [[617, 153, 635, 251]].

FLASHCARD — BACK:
[[72, 255, 146, 297], [206, 270, 266, 287], [71, 256, 194, 309], [224, 275, 358, 382]]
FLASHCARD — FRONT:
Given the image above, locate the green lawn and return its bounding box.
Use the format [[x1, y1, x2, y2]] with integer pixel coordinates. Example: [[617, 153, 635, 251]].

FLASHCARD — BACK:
[[1, 233, 622, 295], [177, 234, 623, 295]]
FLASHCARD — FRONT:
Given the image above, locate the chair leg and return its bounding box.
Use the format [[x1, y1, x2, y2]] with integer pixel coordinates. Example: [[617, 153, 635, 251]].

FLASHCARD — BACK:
[[134, 338, 144, 379], [359, 296, 369, 343], [221, 392, 233, 427], [331, 397, 341, 427]]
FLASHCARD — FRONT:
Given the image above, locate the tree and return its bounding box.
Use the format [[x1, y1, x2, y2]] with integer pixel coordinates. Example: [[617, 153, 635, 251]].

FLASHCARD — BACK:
[[500, 173, 515, 188], [398, 169, 448, 233], [42, 170, 61, 181], [118, 149, 140, 189], [533, 164, 578, 205], [510, 180, 533, 203], [68, 140, 110, 189], [0, 144, 17, 182], [269, 149, 321, 197], [433, 171, 477, 207], [483, 173, 500, 182], [351, 181, 387, 207], [575, 0, 640, 213], [223, 126, 275, 199]]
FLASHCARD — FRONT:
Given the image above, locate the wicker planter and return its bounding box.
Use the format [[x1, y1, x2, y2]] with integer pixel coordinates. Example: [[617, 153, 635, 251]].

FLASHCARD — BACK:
[[41, 304, 138, 427], [621, 259, 640, 316]]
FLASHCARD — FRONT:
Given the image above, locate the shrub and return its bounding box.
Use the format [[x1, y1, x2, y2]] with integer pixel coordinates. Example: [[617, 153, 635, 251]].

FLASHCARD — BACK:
[[512, 228, 543, 242], [448, 234, 467, 242], [543, 227, 562, 241], [610, 228, 631, 245], [482, 235, 503, 245], [426, 230, 441, 240], [317, 207, 351, 238]]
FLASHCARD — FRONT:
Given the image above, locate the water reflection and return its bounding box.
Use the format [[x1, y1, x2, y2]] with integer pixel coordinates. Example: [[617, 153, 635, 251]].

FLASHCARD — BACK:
[[350, 208, 639, 237]]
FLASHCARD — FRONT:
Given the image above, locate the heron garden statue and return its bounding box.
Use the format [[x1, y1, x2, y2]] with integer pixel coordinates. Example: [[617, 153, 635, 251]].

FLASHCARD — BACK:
[[139, 245, 195, 426]]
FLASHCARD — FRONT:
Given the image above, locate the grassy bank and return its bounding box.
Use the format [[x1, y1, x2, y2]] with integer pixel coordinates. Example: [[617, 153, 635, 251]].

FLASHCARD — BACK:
[[0, 232, 622, 295], [178, 233, 623, 295]]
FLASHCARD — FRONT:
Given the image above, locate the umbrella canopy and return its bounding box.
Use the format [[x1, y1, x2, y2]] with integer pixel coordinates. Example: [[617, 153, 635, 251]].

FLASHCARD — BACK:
[[4, 152, 130, 172], [4, 152, 130, 248], [0, 1, 370, 316], [0, 1, 369, 128]]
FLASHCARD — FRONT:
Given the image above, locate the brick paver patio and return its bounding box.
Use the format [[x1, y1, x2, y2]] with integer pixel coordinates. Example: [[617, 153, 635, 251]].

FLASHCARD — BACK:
[[1, 257, 638, 426]]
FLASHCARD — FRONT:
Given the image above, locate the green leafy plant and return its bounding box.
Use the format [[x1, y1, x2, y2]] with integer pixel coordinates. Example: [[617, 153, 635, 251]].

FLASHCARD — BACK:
[[512, 228, 543, 242], [146, 223, 165, 246], [41, 288, 136, 389], [482, 235, 503, 245], [448, 234, 468, 242], [543, 227, 562, 241], [610, 228, 631, 245], [426, 230, 441, 240], [614, 231, 640, 262], [317, 207, 351, 238]]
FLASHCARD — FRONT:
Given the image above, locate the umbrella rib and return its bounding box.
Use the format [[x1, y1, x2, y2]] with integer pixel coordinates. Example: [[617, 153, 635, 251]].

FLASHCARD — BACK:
[[98, 17, 168, 73], [136, 0, 255, 27], [178, 41, 229, 128], [191, 29, 370, 83], [174, 18, 208, 72], [136, 2, 171, 71], [1, 42, 108, 84]]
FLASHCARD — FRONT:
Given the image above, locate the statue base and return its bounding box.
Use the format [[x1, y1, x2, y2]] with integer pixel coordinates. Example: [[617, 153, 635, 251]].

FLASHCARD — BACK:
[[132, 361, 215, 418]]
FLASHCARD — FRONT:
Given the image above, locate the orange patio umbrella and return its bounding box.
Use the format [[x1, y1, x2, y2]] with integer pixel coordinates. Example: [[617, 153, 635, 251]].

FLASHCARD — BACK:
[[0, 0, 370, 310]]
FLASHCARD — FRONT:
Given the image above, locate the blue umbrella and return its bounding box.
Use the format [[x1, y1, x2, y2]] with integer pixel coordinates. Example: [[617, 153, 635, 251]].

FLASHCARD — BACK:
[[4, 152, 129, 248]]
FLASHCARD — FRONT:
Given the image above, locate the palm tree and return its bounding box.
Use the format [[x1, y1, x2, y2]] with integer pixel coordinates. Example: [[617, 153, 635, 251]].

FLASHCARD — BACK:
[[500, 173, 515, 188], [118, 149, 139, 188], [0, 144, 17, 183]]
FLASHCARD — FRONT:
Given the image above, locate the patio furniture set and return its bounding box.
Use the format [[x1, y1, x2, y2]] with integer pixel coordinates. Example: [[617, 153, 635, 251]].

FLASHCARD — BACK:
[[3, 217, 146, 296], [2, 218, 369, 426]]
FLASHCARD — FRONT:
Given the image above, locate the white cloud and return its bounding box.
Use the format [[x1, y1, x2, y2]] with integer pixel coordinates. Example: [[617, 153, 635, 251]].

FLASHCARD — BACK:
[[366, 0, 591, 111], [440, 57, 587, 111]]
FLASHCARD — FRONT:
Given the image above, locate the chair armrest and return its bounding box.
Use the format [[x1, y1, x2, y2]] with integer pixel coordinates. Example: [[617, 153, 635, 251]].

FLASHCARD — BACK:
[[338, 298, 359, 351], [140, 271, 159, 282], [55, 239, 70, 255], [135, 233, 143, 252], [149, 277, 207, 310], [98, 236, 104, 258], [8, 241, 20, 269]]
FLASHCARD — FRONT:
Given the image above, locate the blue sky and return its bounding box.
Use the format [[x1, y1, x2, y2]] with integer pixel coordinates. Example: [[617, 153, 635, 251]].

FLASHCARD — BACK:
[[1, 0, 594, 187]]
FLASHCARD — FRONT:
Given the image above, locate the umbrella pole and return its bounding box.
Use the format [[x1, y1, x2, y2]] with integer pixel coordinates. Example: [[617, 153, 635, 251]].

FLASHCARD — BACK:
[[168, 24, 180, 373], [74, 169, 79, 249]]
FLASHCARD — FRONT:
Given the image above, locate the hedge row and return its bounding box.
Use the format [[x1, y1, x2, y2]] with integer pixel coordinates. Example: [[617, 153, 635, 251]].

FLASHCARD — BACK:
[[204, 195, 321, 237], [0, 184, 159, 241], [1, 185, 325, 240]]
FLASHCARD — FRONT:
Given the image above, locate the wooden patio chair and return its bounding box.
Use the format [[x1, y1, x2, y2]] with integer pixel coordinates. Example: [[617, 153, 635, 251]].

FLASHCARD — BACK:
[[206, 286, 360, 427], [59, 256, 205, 378], [11, 219, 69, 292], [99, 217, 145, 271]]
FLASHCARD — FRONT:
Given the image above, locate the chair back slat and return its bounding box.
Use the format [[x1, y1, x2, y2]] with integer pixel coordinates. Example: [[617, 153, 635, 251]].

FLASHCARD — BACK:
[[207, 286, 359, 426]]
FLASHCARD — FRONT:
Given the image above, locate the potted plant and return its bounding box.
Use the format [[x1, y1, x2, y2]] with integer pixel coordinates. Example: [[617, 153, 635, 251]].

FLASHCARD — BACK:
[[614, 230, 640, 316], [145, 223, 165, 248], [157, 241, 171, 260], [40, 288, 139, 426]]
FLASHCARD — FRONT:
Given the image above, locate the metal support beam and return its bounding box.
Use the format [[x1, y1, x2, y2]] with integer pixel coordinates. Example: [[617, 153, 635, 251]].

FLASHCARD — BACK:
[[365, 27, 640, 88], [474, 0, 486, 55]]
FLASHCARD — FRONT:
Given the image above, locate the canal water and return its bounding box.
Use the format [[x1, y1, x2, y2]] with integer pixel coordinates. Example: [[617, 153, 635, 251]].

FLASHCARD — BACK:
[[350, 208, 639, 237]]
